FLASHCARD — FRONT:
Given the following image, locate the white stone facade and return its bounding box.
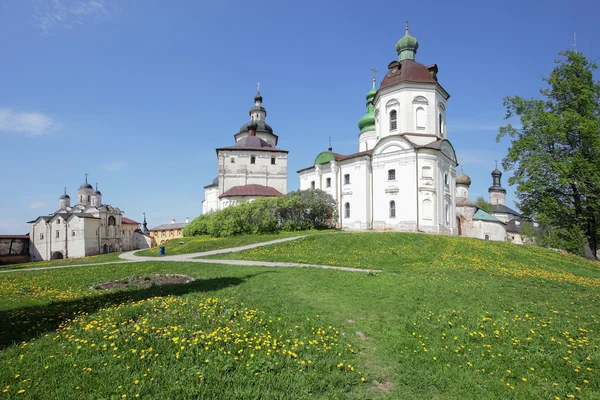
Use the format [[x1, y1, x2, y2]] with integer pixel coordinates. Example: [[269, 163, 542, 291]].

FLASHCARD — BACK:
[[216, 150, 287, 201], [28, 181, 143, 261], [299, 142, 457, 234]]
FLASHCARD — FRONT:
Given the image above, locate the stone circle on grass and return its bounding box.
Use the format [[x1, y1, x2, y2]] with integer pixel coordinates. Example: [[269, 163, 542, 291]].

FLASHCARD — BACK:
[[91, 274, 195, 290]]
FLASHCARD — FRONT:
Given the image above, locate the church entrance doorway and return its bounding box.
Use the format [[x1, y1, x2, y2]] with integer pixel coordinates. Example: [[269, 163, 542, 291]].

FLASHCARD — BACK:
[[51, 251, 64, 260], [103, 244, 109, 254]]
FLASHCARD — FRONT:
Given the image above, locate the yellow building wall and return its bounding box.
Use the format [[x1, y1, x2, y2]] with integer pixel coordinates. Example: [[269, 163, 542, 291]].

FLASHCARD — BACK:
[[150, 228, 185, 246]]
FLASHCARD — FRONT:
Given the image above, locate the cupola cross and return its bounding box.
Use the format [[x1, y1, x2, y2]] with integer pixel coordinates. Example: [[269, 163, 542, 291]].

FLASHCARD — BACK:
[[257, 82, 260, 93], [84, 173, 88, 183]]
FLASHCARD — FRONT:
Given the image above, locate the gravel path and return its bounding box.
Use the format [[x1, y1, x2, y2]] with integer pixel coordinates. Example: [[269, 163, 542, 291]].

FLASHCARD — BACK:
[[1, 235, 381, 274]]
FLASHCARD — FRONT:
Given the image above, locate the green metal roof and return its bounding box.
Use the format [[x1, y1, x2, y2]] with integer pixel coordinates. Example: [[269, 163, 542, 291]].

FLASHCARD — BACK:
[[395, 24, 419, 61], [473, 209, 503, 223], [314, 151, 335, 165], [358, 83, 377, 133]]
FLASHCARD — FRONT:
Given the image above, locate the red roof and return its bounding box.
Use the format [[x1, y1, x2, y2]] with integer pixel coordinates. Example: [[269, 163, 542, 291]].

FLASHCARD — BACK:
[[0, 235, 29, 239], [122, 217, 140, 225], [331, 150, 372, 161], [219, 184, 282, 199], [380, 60, 438, 89]]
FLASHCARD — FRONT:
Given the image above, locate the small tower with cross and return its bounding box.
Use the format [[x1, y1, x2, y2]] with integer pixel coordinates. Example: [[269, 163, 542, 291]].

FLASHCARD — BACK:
[[59, 187, 71, 210], [357, 69, 379, 151], [77, 173, 95, 206]]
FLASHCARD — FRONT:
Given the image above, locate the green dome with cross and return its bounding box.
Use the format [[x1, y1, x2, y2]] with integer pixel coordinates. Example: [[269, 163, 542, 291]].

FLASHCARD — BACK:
[[395, 21, 419, 61], [358, 70, 378, 133]]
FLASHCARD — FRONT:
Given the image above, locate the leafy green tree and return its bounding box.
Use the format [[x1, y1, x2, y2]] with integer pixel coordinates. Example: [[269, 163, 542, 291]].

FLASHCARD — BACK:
[[474, 197, 492, 214], [498, 50, 600, 258]]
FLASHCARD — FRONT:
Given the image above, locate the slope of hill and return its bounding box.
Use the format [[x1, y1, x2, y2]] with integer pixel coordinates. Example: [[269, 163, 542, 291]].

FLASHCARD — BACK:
[[1, 232, 598, 399]]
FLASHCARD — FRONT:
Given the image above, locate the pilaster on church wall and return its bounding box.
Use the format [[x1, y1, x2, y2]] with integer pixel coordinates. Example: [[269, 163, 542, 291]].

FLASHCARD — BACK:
[[68, 217, 86, 258], [85, 218, 101, 256]]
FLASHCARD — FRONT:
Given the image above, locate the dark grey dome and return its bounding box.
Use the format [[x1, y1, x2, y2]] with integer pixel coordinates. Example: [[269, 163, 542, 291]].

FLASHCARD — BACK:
[[212, 176, 219, 185], [239, 120, 273, 135], [250, 105, 266, 113], [235, 135, 273, 149], [95, 190, 102, 195], [79, 183, 93, 190], [60, 193, 70, 199]]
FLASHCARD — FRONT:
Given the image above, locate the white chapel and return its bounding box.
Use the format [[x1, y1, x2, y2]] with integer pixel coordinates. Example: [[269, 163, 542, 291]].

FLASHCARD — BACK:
[[28, 177, 147, 261], [298, 24, 457, 234], [203, 88, 288, 213]]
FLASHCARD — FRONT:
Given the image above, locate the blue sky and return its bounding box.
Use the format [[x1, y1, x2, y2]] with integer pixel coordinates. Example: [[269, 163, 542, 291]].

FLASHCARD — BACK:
[[1, 0, 599, 234]]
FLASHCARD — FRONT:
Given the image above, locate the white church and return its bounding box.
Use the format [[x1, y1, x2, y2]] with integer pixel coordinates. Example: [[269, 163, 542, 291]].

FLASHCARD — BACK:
[[28, 177, 149, 261], [202, 88, 288, 213], [299, 24, 458, 234], [198, 25, 524, 243]]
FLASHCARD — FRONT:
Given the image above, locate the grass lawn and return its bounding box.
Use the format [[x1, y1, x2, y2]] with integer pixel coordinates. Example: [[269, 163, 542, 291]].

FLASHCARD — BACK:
[[1, 232, 599, 399], [1, 252, 127, 271], [134, 230, 330, 257]]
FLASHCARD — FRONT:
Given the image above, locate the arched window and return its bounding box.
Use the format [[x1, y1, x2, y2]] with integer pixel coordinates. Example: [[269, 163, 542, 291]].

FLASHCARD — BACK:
[[388, 169, 396, 181], [445, 204, 450, 225], [422, 199, 433, 220], [250, 156, 256, 164], [344, 202, 350, 219], [389, 110, 397, 131], [439, 113, 444, 136], [108, 216, 116, 226], [484, 234, 490, 240], [389, 201, 396, 218], [416, 107, 426, 129]]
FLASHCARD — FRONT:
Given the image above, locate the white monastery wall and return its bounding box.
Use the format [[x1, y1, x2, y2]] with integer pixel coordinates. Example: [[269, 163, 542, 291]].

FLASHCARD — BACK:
[[461, 220, 506, 241]]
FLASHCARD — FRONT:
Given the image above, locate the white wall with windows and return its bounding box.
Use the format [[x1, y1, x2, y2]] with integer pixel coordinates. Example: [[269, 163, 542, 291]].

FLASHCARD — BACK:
[[299, 141, 456, 235], [374, 84, 448, 146], [202, 149, 288, 214]]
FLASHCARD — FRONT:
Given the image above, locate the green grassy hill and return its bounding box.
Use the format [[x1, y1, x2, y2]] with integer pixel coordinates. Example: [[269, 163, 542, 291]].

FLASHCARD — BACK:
[[1, 232, 598, 399]]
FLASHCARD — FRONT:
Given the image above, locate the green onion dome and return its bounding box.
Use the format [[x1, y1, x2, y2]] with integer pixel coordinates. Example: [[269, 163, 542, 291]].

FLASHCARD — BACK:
[[395, 23, 419, 61], [358, 84, 377, 133]]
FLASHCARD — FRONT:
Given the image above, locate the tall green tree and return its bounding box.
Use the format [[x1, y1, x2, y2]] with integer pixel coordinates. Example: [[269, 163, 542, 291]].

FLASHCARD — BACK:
[[498, 50, 600, 258]]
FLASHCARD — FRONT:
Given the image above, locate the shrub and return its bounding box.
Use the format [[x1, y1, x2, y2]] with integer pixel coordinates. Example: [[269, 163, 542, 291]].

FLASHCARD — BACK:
[[182, 214, 210, 236], [185, 190, 337, 237]]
